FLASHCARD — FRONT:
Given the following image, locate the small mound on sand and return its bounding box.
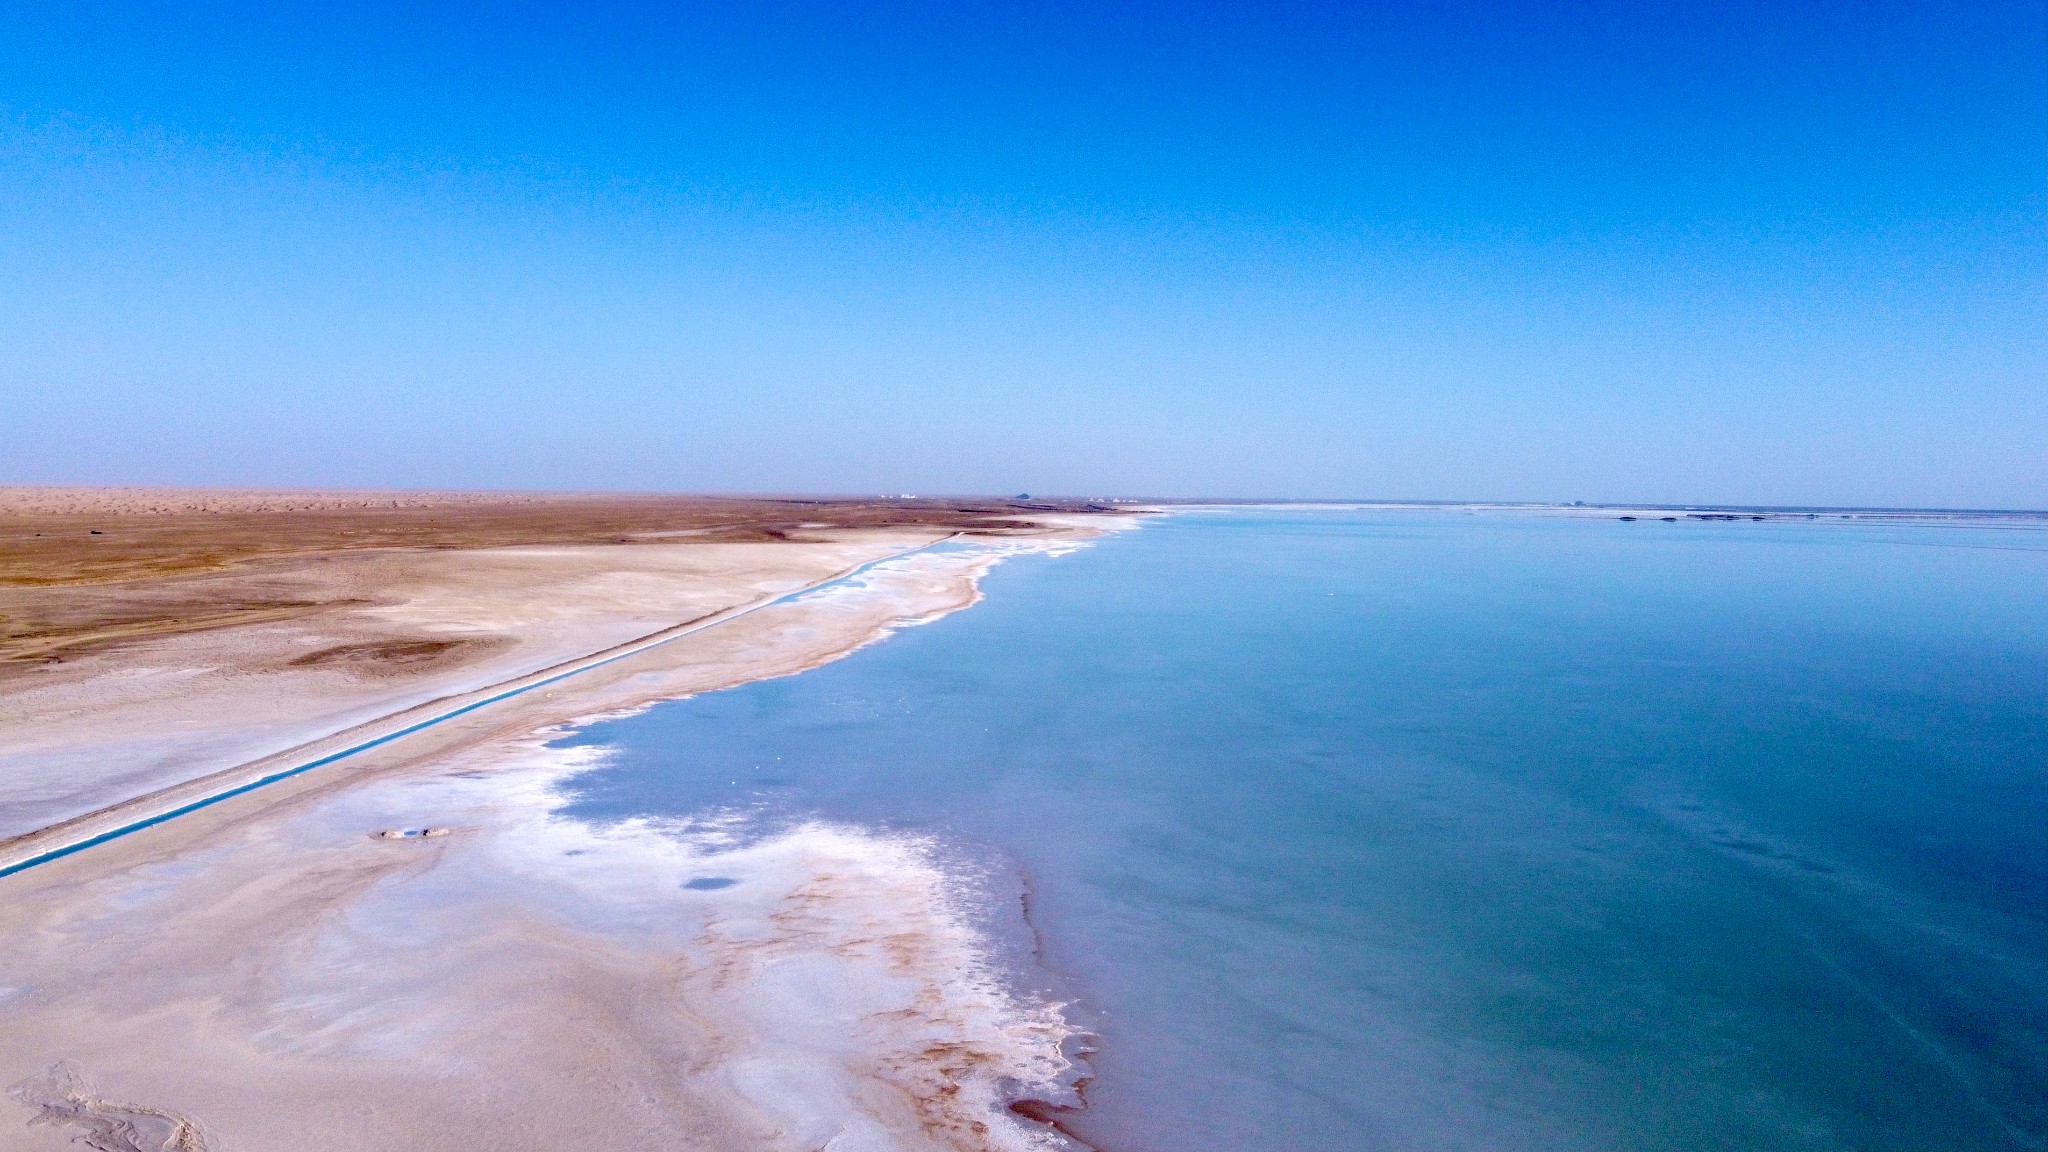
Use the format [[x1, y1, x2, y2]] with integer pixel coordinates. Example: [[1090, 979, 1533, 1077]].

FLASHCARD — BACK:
[[288, 638, 495, 672]]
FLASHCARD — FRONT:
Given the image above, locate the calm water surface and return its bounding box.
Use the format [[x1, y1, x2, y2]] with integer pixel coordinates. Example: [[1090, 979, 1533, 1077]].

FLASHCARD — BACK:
[[559, 509, 2047, 1150]]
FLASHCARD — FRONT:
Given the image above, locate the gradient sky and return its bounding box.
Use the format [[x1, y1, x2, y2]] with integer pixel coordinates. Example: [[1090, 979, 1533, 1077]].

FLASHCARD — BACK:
[[3, 1, 2042, 504]]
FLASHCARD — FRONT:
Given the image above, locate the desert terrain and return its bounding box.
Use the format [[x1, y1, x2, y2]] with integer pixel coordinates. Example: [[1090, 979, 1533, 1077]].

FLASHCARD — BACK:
[[0, 487, 1127, 1151]]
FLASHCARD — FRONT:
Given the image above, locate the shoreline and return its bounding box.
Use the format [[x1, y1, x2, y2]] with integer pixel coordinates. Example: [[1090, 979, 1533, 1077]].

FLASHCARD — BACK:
[[0, 518, 1132, 1150], [1, 489, 1137, 846], [0, 534, 959, 879]]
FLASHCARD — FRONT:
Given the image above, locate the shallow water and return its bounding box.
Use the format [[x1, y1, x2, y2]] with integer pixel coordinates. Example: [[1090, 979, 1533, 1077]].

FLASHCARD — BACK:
[[557, 508, 2047, 1151]]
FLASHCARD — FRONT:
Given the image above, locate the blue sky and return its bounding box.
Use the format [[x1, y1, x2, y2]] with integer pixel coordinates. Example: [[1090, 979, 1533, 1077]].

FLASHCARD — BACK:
[[3, 1, 2042, 505]]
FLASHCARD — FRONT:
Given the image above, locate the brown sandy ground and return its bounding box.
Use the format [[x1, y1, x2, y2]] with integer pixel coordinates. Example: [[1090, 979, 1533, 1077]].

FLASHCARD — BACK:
[[0, 488, 1123, 1151], [0, 487, 1111, 665]]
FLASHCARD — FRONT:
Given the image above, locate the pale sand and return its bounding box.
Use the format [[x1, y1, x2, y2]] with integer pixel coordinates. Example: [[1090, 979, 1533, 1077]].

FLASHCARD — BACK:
[[0, 503, 1134, 1150]]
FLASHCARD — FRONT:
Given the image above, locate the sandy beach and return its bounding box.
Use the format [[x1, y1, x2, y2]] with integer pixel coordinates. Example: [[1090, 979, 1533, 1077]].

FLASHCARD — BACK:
[[0, 488, 1130, 1150]]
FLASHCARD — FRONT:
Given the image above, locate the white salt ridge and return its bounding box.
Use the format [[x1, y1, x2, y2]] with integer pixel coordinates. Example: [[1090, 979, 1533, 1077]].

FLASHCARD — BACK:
[[412, 739, 1084, 1150]]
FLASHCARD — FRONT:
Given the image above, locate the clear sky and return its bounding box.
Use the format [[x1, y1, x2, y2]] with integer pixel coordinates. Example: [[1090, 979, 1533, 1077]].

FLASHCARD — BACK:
[[3, 1, 2042, 506]]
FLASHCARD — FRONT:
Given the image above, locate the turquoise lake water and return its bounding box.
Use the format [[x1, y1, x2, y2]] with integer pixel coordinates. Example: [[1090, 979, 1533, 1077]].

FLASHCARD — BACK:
[[557, 508, 2047, 1150]]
